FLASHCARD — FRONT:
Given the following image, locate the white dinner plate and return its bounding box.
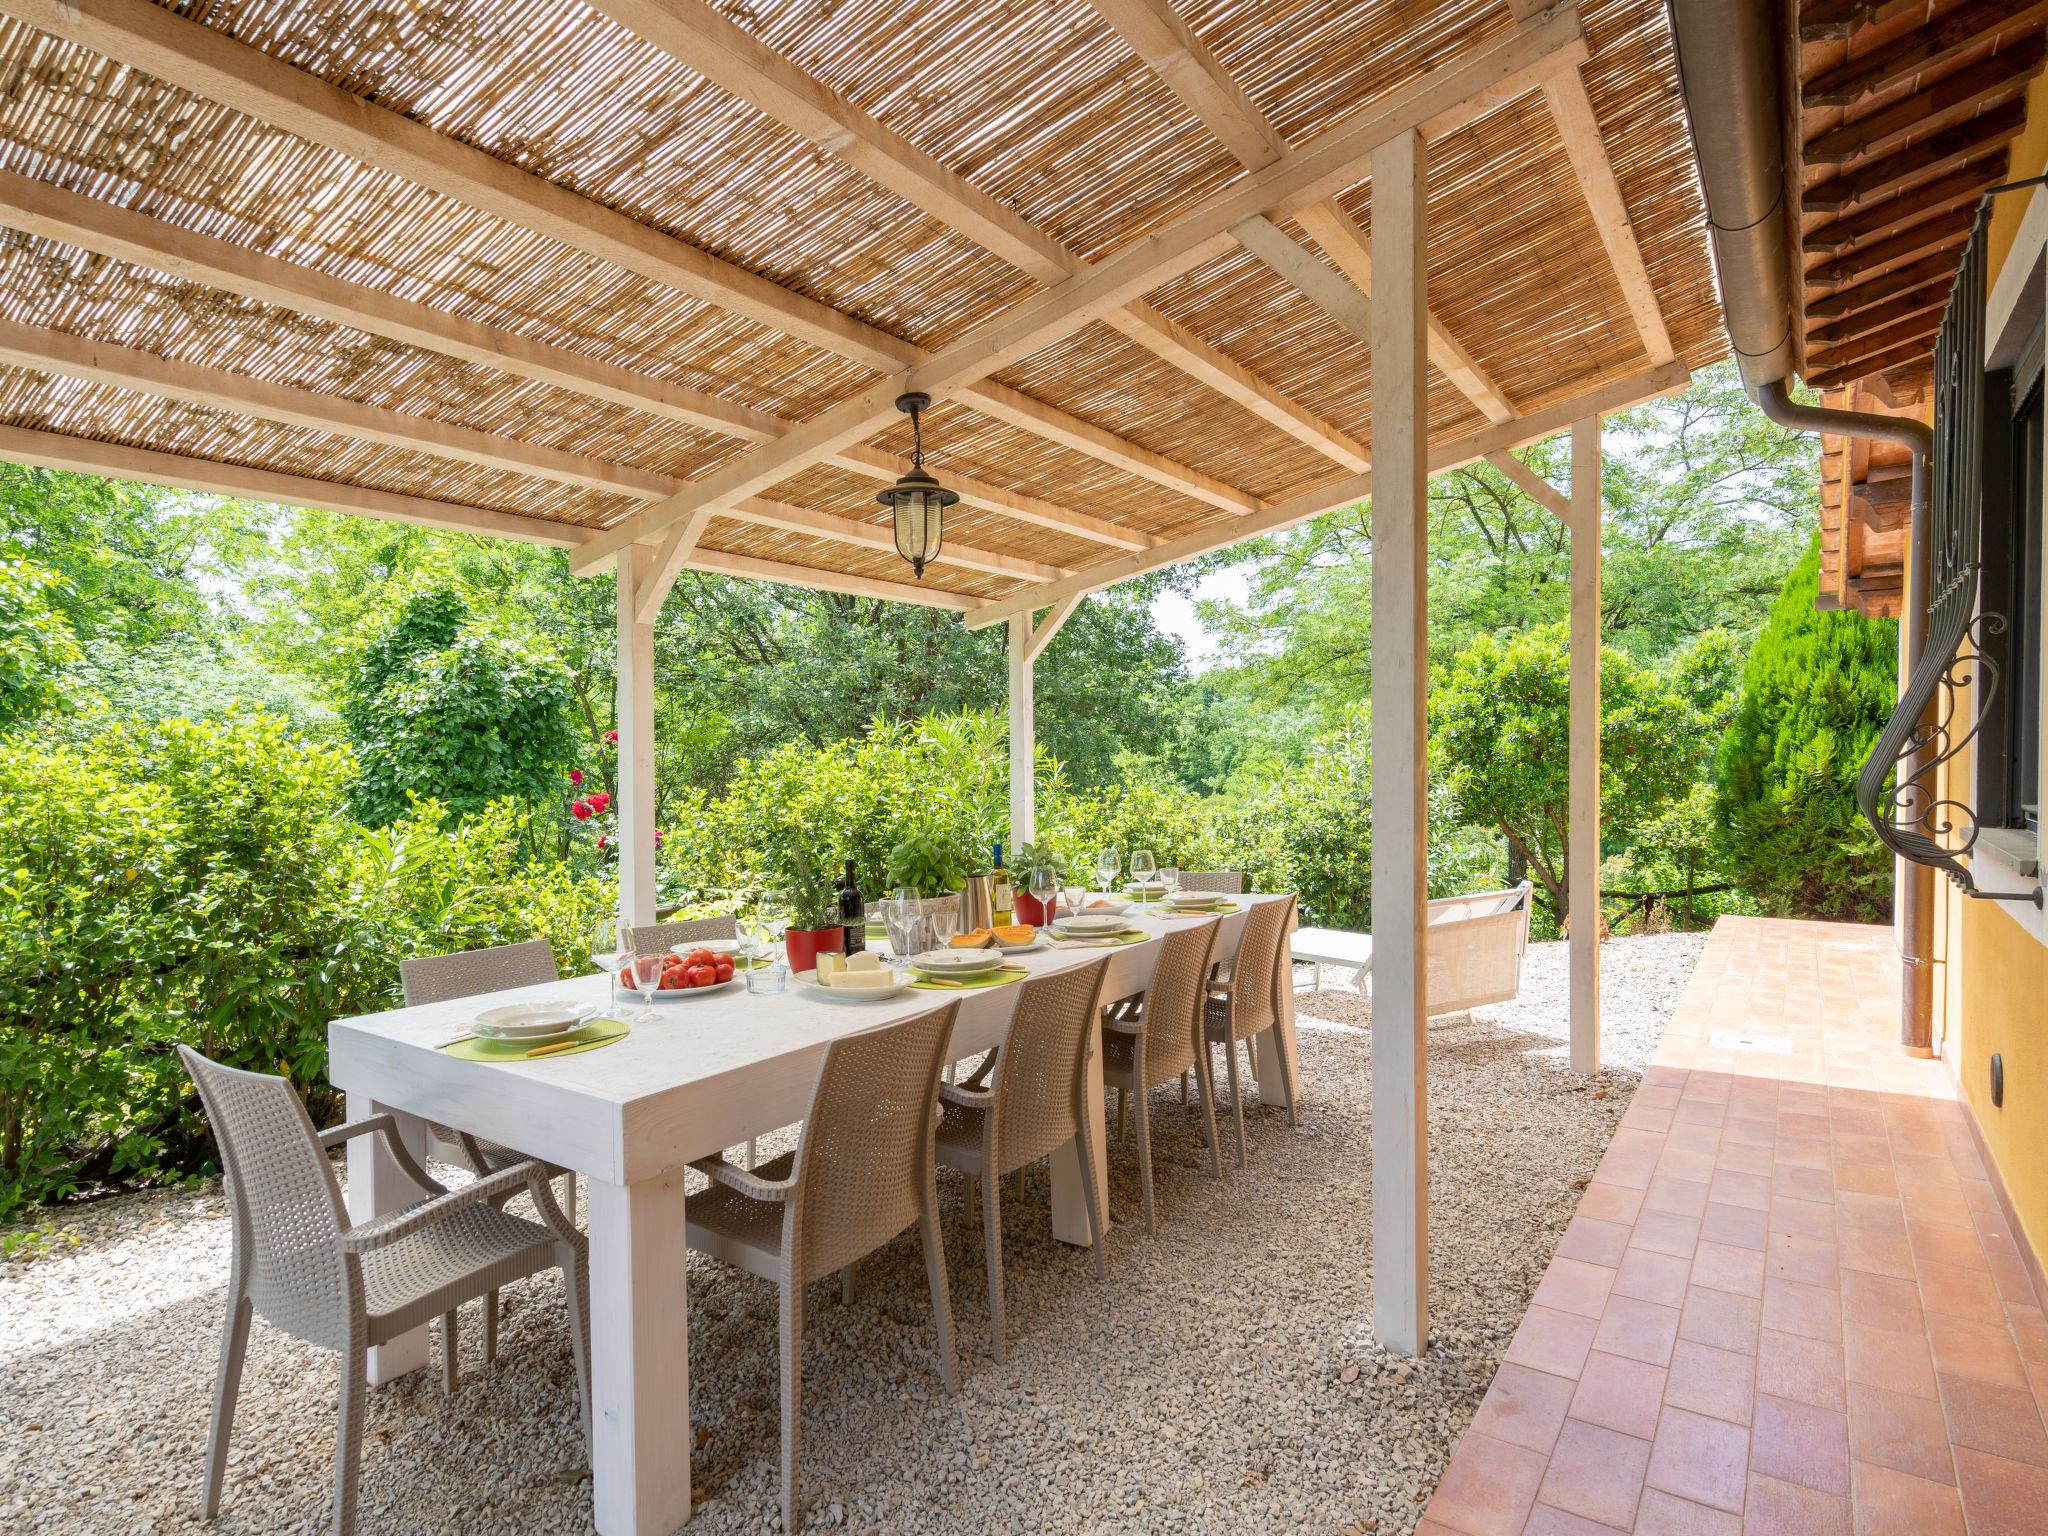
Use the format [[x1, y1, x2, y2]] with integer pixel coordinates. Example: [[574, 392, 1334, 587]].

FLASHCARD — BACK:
[[628, 977, 744, 1003], [1052, 913, 1129, 936], [909, 947, 1008, 975], [473, 1001, 592, 1041], [797, 970, 911, 1003], [995, 935, 1044, 953], [1163, 894, 1224, 910], [669, 938, 739, 957]]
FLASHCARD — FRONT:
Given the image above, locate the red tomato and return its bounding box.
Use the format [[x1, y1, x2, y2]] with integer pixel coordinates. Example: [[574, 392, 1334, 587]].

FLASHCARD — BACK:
[[686, 963, 716, 987], [687, 949, 715, 966], [713, 961, 734, 983]]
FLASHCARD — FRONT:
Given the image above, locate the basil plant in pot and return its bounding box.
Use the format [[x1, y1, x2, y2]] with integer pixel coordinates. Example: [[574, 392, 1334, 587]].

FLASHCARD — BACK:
[[778, 850, 845, 974], [885, 831, 977, 921]]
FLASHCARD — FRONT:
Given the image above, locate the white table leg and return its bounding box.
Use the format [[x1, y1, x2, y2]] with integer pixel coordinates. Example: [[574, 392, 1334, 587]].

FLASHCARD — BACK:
[[344, 1093, 435, 1384], [587, 1171, 692, 1536], [1049, 1009, 1110, 1246]]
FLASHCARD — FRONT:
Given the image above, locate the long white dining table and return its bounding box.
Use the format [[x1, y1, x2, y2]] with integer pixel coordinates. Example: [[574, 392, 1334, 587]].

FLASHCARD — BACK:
[[327, 893, 1298, 1536]]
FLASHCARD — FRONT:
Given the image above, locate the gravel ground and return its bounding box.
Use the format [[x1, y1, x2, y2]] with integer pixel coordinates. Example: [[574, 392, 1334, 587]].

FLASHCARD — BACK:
[[0, 933, 1706, 1536]]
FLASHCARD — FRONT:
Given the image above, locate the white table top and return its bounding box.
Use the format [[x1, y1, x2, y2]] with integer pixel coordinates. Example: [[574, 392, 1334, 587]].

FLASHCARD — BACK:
[[329, 893, 1284, 1186]]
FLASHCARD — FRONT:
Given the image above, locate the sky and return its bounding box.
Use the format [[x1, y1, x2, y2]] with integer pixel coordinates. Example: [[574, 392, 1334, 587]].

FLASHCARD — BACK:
[[1148, 566, 1249, 672]]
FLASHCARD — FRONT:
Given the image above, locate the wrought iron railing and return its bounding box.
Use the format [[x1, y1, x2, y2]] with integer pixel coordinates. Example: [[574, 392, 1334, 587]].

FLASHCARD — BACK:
[[1856, 186, 2042, 906]]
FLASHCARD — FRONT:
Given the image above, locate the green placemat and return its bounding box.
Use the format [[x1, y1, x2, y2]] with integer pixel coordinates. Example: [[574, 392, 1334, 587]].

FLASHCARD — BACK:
[[1147, 900, 1242, 915], [1048, 928, 1155, 947], [911, 968, 1029, 991], [443, 1017, 629, 1062]]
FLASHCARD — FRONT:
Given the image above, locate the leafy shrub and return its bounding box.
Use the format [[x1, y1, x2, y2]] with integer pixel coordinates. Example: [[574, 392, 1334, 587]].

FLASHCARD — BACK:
[[1714, 538, 1897, 920], [0, 711, 607, 1218], [342, 587, 580, 827], [0, 557, 81, 728]]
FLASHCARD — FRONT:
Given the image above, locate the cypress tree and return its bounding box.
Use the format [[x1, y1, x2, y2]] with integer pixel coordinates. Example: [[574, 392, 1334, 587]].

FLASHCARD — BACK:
[[1713, 536, 1898, 920]]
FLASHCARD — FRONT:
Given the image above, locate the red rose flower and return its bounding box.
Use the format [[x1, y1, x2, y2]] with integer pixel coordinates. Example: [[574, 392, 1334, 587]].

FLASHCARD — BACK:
[[598, 834, 609, 850], [654, 829, 665, 844], [569, 768, 584, 787], [589, 792, 610, 811], [606, 729, 619, 743], [571, 800, 593, 820]]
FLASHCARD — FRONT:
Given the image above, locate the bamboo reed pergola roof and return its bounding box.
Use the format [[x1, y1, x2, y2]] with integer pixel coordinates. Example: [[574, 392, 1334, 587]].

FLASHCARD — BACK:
[[0, 0, 1724, 623]]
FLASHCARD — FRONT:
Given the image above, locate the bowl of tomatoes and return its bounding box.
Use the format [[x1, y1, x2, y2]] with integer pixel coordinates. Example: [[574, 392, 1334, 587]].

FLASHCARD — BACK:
[[641, 947, 740, 999]]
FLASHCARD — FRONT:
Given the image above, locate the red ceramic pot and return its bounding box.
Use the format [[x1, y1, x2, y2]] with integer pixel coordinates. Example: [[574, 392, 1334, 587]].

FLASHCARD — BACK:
[[784, 925, 844, 975], [1012, 890, 1048, 926]]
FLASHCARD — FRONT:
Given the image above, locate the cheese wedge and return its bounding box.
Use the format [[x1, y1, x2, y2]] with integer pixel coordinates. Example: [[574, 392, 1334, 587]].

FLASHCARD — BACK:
[[829, 966, 897, 989], [815, 953, 845, 984], [846, 951, 882, 972]]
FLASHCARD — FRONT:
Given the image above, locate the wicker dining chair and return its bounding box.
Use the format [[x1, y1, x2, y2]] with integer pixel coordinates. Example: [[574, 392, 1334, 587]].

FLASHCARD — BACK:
[[178, 1045, 590, 1536], [399, 938, 575, 1383], [934, 957, 1111, 1361], [624, 914, 739, 951], [685, 1002, 961, 1535], [1205, 895, 1300, 1167], [1103, 919, 1223, 1234], [1178, 870, 1245, 894]]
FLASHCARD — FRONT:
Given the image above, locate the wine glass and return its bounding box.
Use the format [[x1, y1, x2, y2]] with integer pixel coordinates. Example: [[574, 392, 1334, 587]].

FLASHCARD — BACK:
[[1062, 877, 1090, 919], [1160, 864, 1181, 903], [927, 903, 957, 950], [589, 912, 630, 997], [1094, 847, 1120, 896], [1130, 848, 1156, 900], [1027, 863, 1058, 923]]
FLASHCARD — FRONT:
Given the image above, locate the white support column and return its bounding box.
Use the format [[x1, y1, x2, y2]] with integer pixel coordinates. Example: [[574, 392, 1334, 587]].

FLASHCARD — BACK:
[[1369, 126, 1430, 1359], [1569, 416, 1602, 1075], [615, 546, 658, 931], [1008, 613, 1035, 848]]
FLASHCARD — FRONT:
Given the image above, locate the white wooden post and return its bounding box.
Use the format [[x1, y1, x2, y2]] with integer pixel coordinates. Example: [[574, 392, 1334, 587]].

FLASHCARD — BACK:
[[615, 547, 658, 932], [1008, 613, 1034, 847], [1369, 126, 1430, 1358], [1569, 416, 1602, 1074]]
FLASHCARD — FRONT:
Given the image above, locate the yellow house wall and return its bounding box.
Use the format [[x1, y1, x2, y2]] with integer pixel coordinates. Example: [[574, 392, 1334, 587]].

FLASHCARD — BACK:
[[1929, 98, 2048, 1267]]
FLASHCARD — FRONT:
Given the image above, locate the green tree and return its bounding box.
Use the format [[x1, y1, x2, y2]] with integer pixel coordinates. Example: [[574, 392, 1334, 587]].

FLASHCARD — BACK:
[[1430, 623, 1706, 919], [0, 558, 82, 727], [1714, 538, 1897, 920], [341, 587, 580, 826]]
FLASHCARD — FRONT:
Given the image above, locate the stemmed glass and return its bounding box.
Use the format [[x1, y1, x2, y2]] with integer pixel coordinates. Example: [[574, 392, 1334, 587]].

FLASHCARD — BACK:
[[927, 903, 958, 950], [741, 909, 785, 994], [1094, 847, 1120, 897], [883, 886, 926, 959], [1062, 876, 1090, 920], [1160, 864, 1181, 904], [590, 912, 630, 1000], [1028, 864, 1058, 923], [1130, 849, 1156, 902]]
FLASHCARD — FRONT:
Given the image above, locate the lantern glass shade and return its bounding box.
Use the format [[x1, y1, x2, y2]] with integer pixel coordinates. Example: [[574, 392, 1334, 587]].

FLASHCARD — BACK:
[[880, 470, 955, 579]]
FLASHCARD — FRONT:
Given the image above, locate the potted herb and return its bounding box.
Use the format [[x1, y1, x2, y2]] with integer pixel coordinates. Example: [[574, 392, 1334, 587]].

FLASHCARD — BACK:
[[778, 850, 845, 974], [885, 831, 972, 919], [1011, 842, 1064, 925]]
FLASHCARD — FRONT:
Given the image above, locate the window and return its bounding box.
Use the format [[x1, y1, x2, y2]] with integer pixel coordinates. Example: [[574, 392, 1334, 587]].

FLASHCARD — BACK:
[[1982, 348, 2044, 833]]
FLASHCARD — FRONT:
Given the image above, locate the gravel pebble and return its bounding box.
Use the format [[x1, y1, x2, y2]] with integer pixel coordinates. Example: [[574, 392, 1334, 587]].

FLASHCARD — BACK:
[[0, 933, 1705, 1534]]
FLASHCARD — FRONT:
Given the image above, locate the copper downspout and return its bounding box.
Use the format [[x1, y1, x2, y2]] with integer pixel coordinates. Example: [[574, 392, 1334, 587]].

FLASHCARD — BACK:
[[1666, 0, 1936, 1052]]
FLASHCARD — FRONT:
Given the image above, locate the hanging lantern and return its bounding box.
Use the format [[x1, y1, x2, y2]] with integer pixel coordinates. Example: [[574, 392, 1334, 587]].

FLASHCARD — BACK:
[[877, 391, 956, 579]]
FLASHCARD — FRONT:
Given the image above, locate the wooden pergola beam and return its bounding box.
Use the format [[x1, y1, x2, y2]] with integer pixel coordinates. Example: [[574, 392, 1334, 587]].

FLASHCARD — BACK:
[[1504, 0, 1673, 363], [2, 0, 1272, 537], [691, 549, 984, 610], [1806, 317, 1944, 383], [1294, 201, 1519, 424], [962, 358, 1690, 628], [571, 9, 1587, 598], [1804, 205, 1979, 284], [0, 422, 585, 547], [1808, 336, 1939, 390], [0, 171, 1157, 556], [1090, 0, 1521, 424], [1484, 450, 1572, 522], [595, 0, 1368, 475]]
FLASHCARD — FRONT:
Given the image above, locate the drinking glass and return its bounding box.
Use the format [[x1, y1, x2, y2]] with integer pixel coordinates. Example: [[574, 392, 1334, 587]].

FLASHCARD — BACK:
[[1063, 879, 1090, 918], [745, 953, 788, 994], [589, 913, 630, 998], [1094, 847, 1120, 895], [1028, 864, 1058, 921], [927, 904, 957, 949], [1160, 864, 1181, 899], [1130, 849, 1156, 898], [627, 951, 667, 997]]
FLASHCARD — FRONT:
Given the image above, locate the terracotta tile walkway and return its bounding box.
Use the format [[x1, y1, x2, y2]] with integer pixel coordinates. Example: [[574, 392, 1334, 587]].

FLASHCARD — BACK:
[[1420, 916, 2048, 1536]]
